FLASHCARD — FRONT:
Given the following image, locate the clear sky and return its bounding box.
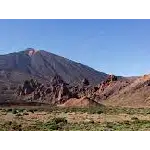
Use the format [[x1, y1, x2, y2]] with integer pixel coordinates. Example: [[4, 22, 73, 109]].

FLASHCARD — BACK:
[[0, 19, 150, 76]]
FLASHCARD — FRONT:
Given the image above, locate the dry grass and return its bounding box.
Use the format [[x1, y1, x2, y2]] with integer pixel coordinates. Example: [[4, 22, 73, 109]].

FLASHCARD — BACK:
[[0, 106, 150, 130]]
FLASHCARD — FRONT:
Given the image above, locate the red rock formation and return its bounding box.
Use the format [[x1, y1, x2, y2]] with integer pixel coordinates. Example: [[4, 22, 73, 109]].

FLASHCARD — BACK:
[[16, 75, 118, 106]]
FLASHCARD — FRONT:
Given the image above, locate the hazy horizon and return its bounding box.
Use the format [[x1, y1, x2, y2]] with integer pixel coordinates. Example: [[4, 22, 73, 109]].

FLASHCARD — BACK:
[[0, 19, 150, 76]]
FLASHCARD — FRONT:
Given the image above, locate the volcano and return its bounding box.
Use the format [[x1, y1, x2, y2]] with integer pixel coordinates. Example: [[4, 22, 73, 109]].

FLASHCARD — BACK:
[[0, 48, 108, 85]]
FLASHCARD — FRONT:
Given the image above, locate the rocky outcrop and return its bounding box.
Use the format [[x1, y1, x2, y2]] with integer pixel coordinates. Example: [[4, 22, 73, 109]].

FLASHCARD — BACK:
[[17, 75, 73, 104], [16, 74, 120, 106], [50, 75, 67, 86], [99, 74, 118, 92], [82, 78, 89, 86], [17, 79, 40, 96]]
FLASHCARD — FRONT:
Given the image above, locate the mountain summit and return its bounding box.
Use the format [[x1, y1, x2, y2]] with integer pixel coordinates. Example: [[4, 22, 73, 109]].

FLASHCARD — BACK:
[[0, 48, 108, 85], [25, 48, 39, 56]]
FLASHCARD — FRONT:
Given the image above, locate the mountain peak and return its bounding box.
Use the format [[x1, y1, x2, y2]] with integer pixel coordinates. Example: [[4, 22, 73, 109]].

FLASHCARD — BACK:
[[24, 48, 39, 57], [0, 48, 108, 85]]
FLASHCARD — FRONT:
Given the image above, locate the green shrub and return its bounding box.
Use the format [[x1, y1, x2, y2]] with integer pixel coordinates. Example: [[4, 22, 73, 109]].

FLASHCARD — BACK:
[[16, 113, 22, 117], [12, 109, 18, 114], [23, 112, 29, 115], [12, 123, 22, 131], [28, 109, 35, 113], [131, 117, 139, 121], [18, 109, 25, 113], [106, 122, 114, 128], [51, 117, 67, 124]]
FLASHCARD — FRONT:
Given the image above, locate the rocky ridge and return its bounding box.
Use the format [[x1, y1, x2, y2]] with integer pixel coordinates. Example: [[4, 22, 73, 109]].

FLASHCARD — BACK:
[[15, 74, 120, 107]]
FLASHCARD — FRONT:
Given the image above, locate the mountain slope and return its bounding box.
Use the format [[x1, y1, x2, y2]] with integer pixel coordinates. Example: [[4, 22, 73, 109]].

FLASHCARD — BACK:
[[0, 48, 108, 85], [96, 75, 150, 107]]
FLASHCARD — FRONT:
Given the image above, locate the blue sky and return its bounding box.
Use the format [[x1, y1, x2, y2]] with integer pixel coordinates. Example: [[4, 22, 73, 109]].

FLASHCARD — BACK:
[[0, 19, 150, 76]]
